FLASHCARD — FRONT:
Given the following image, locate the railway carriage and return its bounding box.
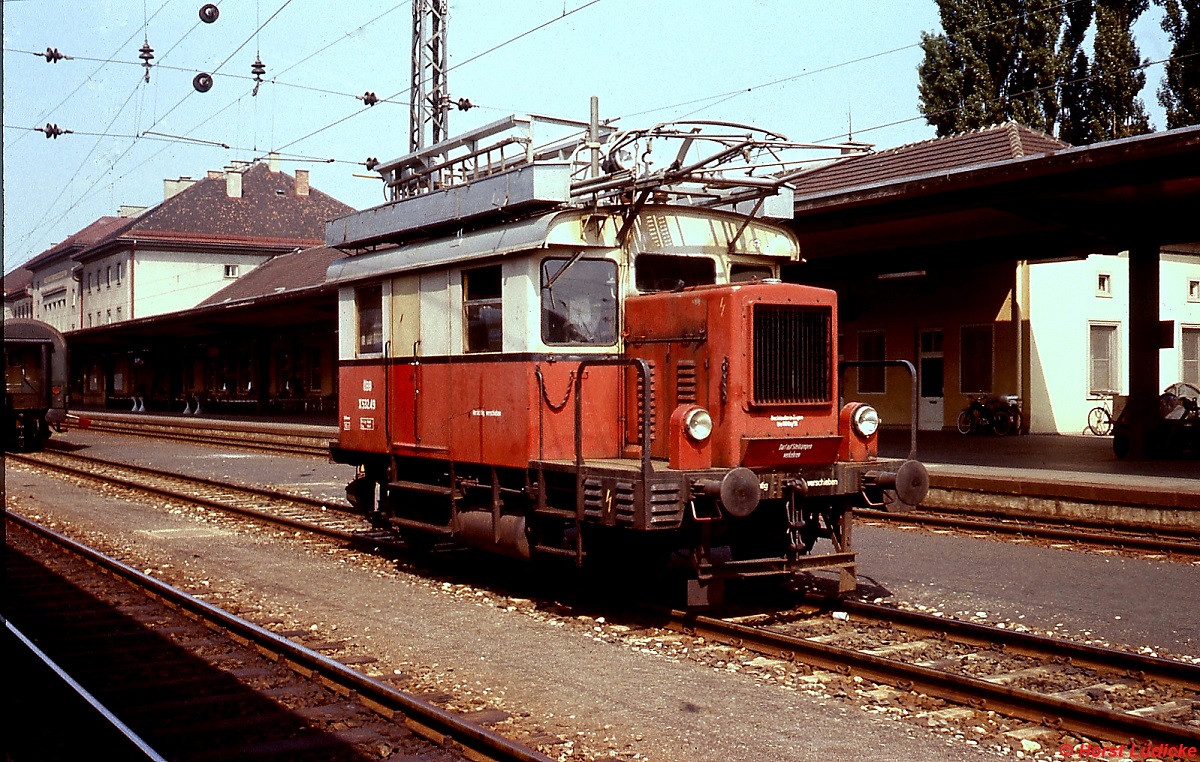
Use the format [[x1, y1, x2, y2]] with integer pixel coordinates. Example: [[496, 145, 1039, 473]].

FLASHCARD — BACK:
[[327, 113, 928, 604], [4, 318, 69, 452]]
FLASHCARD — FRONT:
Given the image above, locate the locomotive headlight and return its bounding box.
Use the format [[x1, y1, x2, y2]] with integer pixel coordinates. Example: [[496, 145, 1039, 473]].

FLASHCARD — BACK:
[[852, 405, 880, 438], [683, 407, 714, 441]]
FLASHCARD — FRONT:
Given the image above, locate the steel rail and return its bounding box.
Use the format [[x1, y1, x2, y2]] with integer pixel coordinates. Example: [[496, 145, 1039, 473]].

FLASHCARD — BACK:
[[69, 416, 329, 456], [8, 452, 376, 549], [25, 448, 353, 512], [857, 508, 1200, 556], [5, 511, 554, 762], [837, 600, 1200, 688], [666, 608, 1200, 746], [6, 620, 168, 762]]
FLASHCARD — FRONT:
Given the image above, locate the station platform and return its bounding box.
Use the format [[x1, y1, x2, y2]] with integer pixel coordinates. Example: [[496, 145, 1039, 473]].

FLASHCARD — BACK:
[[878, 428, 1200, 527], [66, 409, 1200, 528]]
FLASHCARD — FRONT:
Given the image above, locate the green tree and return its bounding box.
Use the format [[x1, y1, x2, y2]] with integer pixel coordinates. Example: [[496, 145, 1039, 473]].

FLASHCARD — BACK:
[[1157, 0, 1200, 127], [920, 0, 1157, 143], [918, 0, 1066, 136], [1088, 0, 1153, 139], [1058, 0, 1097, 143]]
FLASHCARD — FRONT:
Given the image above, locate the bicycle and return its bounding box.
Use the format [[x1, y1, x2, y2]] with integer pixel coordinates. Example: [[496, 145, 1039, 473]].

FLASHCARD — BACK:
[[1086, 391, 1116, 436], [956, 394, 1020, 436]]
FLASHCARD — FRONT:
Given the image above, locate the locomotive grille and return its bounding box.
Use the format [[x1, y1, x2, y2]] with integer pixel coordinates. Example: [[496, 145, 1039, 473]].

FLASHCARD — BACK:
[[752, 304, 832, 404]]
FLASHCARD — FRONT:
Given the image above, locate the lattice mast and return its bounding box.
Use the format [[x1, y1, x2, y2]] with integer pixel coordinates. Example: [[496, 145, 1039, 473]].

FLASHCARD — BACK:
[[410, 0, 449, 152]]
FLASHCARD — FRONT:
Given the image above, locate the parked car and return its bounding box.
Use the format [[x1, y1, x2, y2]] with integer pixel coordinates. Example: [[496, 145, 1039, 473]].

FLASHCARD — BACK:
[[1112, 382, 1199, 458]]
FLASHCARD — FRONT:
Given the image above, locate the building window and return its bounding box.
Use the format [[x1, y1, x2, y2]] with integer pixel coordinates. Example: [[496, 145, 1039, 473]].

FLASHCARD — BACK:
[[1089, 323, 1120, 394], [856, 331, 886, 394], [1183, 327, 1199, 386], [355, 284, 383, 355], [1096, 272, 1112, 297], [960, 325, 993, 394], [540, 257, 617, 345], [224, 264, 239, 278], [463, 265, 503, 353], [117, 263, 123, 284], [106, 266, 112, 287], [1189, 279, 1200, 303]]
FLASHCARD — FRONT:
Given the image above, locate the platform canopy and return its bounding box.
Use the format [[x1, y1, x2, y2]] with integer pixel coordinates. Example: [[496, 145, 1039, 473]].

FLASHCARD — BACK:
[[786, 125, 1200, 278]]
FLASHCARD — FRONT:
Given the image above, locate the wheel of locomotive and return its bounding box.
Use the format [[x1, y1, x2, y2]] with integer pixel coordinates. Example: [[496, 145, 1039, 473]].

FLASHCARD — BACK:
[[991, 410, 1013, 436], [956, 409, 974, 434], [1087, 406, 1113, 436]]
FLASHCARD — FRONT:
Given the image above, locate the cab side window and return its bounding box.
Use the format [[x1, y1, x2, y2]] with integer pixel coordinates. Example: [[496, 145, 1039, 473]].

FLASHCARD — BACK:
[[356, 284, 383, 355], [635, 254, 715, 292], [464, 265, 503, 352], [541, 257, 617, 345]]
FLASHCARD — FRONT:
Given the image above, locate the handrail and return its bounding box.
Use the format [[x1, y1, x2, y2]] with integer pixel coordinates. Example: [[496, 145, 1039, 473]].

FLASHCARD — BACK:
[[573, 357, 653, 481], [838, 359, 918, 461]]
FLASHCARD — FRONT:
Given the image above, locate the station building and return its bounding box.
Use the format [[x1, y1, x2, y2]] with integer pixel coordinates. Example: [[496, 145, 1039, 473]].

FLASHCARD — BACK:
[[787, 123, 1200, 437], [5, 125, 1197, 440], [4, 160, 352, 415]]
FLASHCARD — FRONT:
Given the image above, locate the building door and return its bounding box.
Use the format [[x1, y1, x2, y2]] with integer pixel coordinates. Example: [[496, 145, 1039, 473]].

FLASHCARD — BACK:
[[919, 329, 944, 430]]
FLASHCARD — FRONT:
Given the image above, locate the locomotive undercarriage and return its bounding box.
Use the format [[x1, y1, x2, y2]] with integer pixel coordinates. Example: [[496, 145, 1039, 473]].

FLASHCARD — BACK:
[[336, 448, 917, 605]]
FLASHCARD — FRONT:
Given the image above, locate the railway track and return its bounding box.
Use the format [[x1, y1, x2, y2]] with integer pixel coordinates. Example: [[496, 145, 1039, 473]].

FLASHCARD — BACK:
[[651, 602, 1200, 749], [8, 448, 375, 546], [12, 447, 1200, 752], [4, 512, 553, 762], [70, 413, 331, 456], [857, 506, 1200, 556]]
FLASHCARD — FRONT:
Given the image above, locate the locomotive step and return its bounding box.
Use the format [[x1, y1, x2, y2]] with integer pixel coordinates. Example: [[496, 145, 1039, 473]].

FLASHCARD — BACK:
[[389, 516, 455, 536], [387, 480, 458, 499]]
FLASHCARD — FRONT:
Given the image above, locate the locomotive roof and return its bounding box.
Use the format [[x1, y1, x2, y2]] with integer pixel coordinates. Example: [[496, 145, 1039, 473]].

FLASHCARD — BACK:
[[327, 114, 865, 252], [325, 205, 800, 286]]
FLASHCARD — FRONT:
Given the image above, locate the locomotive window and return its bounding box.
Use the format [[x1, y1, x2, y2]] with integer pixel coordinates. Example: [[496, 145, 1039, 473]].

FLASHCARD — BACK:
[[463, 265, 503, 353], [355, 284, 384, 355], [541, 257, 617, 346], [634, 254, 715, 292], [730, 264, 775, 283]]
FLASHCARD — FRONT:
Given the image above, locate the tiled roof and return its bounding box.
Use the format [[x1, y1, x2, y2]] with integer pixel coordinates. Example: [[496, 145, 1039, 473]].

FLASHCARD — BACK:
[[6, 215, 129, 297], [789, 122, 1071, 198], [79, 163, 354, 256], [3, 267, 34, 299], [196, 246, 343, 307]]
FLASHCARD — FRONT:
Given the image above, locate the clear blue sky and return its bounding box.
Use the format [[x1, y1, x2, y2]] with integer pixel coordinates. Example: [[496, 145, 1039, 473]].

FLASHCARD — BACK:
[[2, 0, 1173, 274]]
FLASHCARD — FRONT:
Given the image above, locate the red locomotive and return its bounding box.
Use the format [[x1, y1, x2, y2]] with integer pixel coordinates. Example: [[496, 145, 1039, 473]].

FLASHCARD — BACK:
[[326, 114, 927, 604]]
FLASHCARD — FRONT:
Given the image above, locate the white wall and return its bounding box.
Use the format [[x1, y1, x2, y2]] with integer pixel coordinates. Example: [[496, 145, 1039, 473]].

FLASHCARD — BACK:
[[1028, 251, 1200, 434], [132, 248, 269, 318]]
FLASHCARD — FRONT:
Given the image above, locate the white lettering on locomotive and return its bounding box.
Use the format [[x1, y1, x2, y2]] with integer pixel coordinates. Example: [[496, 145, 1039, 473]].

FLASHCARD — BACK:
[[777, 442, 814, 451], [362, 379, 373, 392], [471, 409, 502, 417], [360, 417, 375, 431], [771, 414, 804, 428], [807, 478, 839, 487], [342, 416, 351, 431], [358, 398, 376, 410]]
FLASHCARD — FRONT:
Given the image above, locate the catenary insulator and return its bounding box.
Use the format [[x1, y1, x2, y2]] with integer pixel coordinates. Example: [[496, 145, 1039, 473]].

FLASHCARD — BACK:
[[42, 47, 70, 63], [455, 97, 475, 111], [38, 123, 71, 139], [139, 39, 154, 82], [199, 3, 219, 23], [363, 91, 378, 107], [251, 55, 266, 95], [193, 72, 214, 93]]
